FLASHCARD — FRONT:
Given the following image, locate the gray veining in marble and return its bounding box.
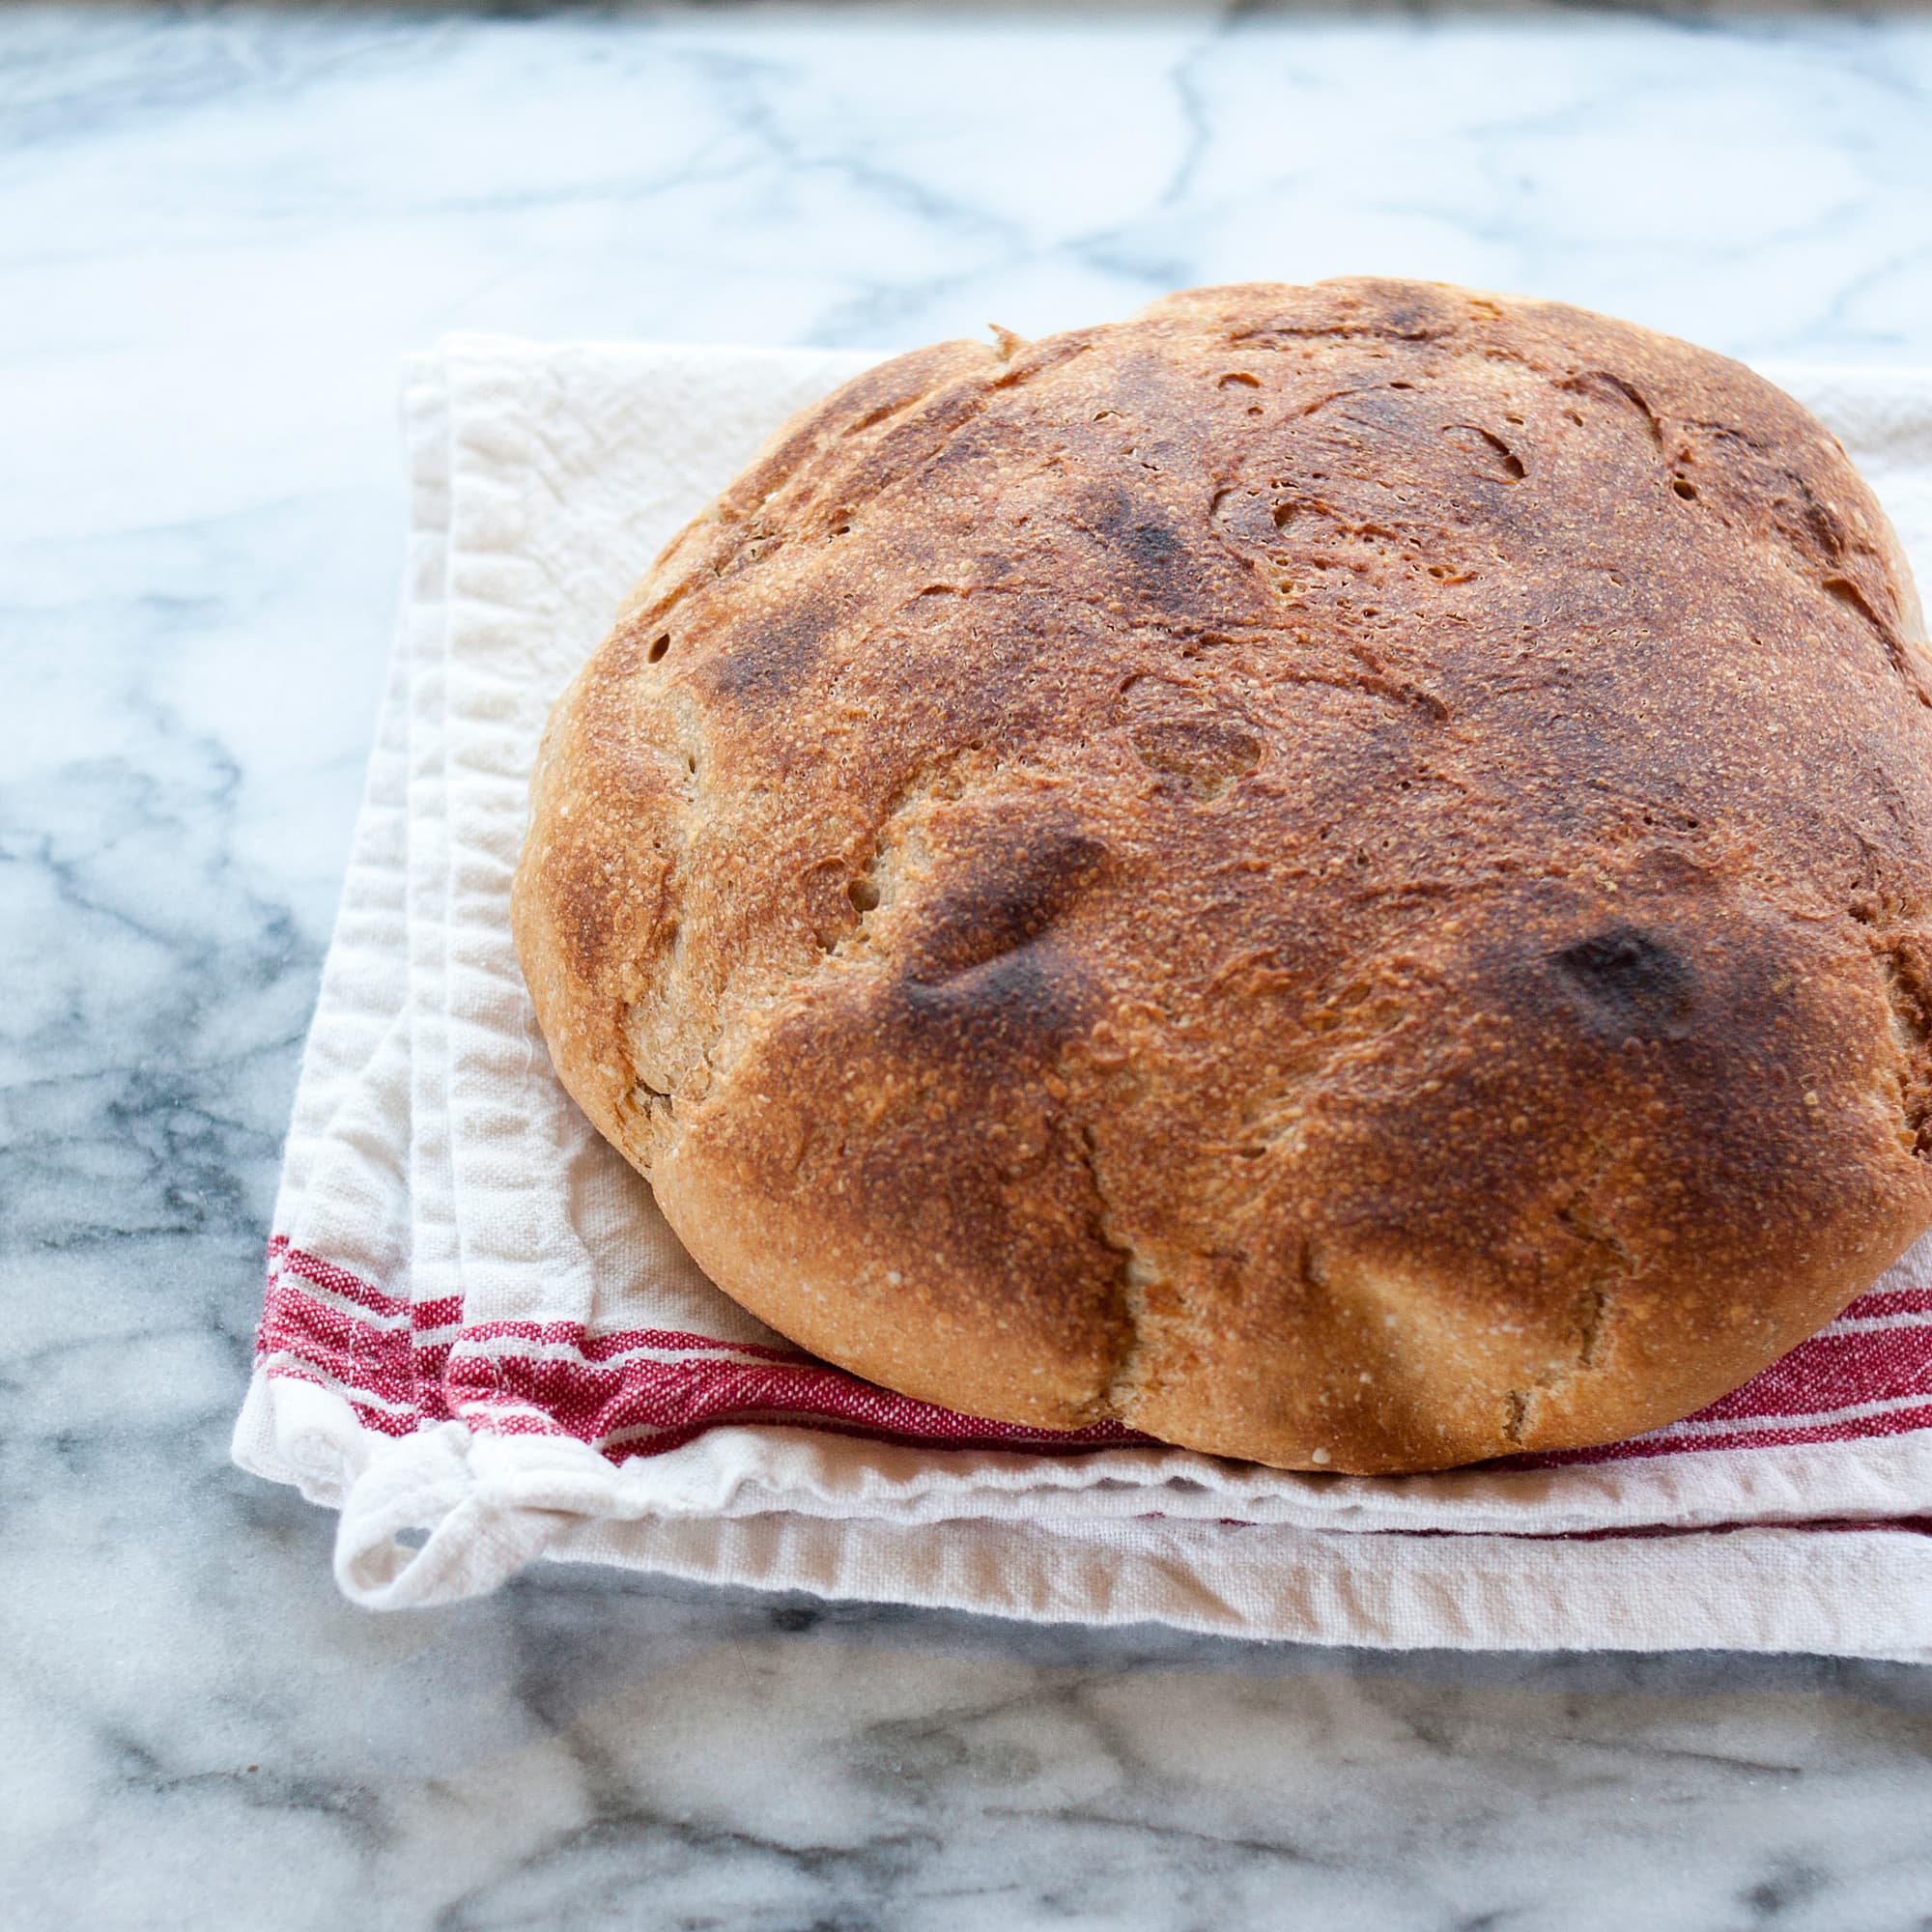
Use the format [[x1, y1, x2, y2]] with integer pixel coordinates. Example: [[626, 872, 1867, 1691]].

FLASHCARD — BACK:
[[6, 3, 1932, 1926]]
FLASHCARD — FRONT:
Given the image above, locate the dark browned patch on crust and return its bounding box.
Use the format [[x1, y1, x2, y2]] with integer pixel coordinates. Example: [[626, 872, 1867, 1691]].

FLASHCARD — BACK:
[[1086, 490, 1186, 575], [538, 825, 672, 990], [543, 837, 622, 984], [1073, 482, 1243, 620], [903, 824, 1109, 988], [897, 939, 1091, 1051], [1130, 716, 1264, 798], [703, 593, 838, 706], [1550, 926, 1698, 1041]]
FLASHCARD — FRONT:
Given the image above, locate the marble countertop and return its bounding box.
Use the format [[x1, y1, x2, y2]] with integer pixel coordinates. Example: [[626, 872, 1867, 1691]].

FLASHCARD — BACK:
[[7, 3, 1932, 1924]]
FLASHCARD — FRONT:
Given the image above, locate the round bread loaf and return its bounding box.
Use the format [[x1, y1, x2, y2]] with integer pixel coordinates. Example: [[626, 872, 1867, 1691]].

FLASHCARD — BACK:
[[513, 278, 1932, 1473]]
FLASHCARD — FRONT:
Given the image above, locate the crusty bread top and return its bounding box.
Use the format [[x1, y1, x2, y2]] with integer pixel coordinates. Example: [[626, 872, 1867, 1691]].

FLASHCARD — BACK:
[[513, 278, 1932, 1472]]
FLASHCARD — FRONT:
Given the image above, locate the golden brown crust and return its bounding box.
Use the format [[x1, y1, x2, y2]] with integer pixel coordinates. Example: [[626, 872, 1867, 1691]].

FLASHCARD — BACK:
[[513, 277, 1932, 1471]]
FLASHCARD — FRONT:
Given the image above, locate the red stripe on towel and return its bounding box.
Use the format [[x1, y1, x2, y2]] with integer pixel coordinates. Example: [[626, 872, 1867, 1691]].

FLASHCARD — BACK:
[[257, 1237, 1144, 1457], [256, 1236, 1932, 1471]]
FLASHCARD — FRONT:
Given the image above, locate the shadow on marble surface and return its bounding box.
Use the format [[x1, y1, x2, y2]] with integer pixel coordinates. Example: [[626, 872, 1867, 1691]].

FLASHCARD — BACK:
[[506, 1550, 1932, 1710]]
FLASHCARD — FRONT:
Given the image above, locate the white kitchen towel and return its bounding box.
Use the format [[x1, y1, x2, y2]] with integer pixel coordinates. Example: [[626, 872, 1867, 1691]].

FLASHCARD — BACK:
[[234, 336, 1932, 1655]]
